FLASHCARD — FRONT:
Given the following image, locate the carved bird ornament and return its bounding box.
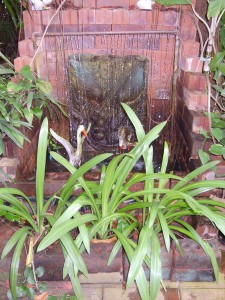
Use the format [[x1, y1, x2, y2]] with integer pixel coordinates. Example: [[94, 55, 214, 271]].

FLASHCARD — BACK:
[[118, 126, 137, 154], [50, 125, 89, 168]]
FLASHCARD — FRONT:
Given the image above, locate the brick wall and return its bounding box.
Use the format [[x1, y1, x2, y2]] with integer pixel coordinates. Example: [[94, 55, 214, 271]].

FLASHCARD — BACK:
[[8, 0, 202, 179]]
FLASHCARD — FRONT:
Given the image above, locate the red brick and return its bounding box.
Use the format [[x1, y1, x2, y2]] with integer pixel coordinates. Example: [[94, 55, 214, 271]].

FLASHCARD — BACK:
[[42, 9, 60, 25], [23, 11, 33, 39], [14, 56, 33, 72], [129, 0, 137, 9], [146, 10, 153, 24], [112, 24, 145, 31], [139, 10, 147, 25], [97, 0, 129, 8], [18, 39, 34, 57], [182, 40, 200, 57], [164, 10, 179, 26], [33, 10, 42, 25], [0, 158, 19, 181], [184, 108, 210, 134], [196, 218, 218, 240], [183, 87, 208, 111], [122, 9, 130, 24], [33, 24, 43, 34], [78, 9, 89, 24], [112, 9, 123, 24], [183, 72, 207, 91], [70, 10, 79, 24], [83, 0, 96, 8], [61, 9, 71, 25], [129, 10, 140, 25], [180, 56, 203, 73], [88, 9, 96, 24], [96, 9, 106, 24], [113, 9, 130, 25], [82, 24, 111, 32], [180, 13, 197, 40]]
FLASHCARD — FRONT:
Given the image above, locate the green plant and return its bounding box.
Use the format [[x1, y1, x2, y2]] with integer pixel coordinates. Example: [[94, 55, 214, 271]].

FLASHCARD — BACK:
[[100, 103, 225, 300], [155, 1, 225, 161], [1, 0, 29, 29], [0, 117, 111, 300], [0, 52, 67, 157], [199, 112, 225, 165], [38, 103, 225, 300], [2, 105, 225, 300], [7, 266, 46, 300]]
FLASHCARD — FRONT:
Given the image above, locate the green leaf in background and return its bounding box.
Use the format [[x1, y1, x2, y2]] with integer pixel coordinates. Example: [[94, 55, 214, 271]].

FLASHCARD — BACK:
[[218, 63, 225, 76], [19, 65, 33, 82], [38, 282, 47, 293], [210, 144, 225, 155], [7, 82, 23, 93], [27, 92, 34, 111], [220, 27, 225, 50], [209, 52, 225, 71], [155, 0, 191, 5], [211, 128, 225, 142], [200, 127, 210, 139], [32, 107, 43, 119], [23, 108, 34, 125], [36, 79, 52, 94], [213, 70, 221, 83], [207, 0, 225, 19], [198, 149, 210, 165], [35, 266, 45, 277], [0, 68, 15, 75]]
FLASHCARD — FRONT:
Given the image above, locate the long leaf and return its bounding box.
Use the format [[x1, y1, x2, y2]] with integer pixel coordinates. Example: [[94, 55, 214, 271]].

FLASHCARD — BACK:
[[158, 211, 170, 252], [172, 160, 220, 190], [0, 205, 37, 230], [176, 219, 219, 281], [113, 228, 149, 300], [9, 233, 28, 300], [110, 121, 167, 209], [1, 227, 30, 259], [60, 234, 88, 276], [37, 213, 96, 252], [149, 231, 162, 300], [36, 117, 48, 229], [127, 224, 152, 287], [108, 221, 139, 266]]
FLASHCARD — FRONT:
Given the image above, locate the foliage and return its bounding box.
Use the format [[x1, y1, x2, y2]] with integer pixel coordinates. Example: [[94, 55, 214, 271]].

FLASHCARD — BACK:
[[155, 1, 225, 165], [0, 52, 67, 157], [109, 103, 225, 300], [0, 117, 110, 300], [1, 106, 225, 300], [38, 104, 225, 300], [7, 266, 46, 300], [1, 0, 29, 29]]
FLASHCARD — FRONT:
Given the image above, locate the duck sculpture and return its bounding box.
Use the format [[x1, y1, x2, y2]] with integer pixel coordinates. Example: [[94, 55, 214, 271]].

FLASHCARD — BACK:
[[50, 124, 89, 168], [30, 0, 52, 10], [118, 126, 137, 154]]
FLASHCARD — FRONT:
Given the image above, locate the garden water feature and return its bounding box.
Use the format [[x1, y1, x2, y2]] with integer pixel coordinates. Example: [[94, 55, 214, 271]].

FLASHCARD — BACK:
[[2, 3, 225, 299], [42, 30, 182, 173]]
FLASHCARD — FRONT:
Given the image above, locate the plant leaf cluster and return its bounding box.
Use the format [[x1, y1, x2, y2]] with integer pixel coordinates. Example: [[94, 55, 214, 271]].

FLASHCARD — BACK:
[[0, 52, 67, 157], [1, 106, 225, 300], [1, 104, 223, 300]]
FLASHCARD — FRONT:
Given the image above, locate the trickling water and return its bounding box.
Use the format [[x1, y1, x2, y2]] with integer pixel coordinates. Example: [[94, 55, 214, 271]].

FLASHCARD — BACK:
[[68, 54, 148, 155], [39, 31, 184, 172]]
